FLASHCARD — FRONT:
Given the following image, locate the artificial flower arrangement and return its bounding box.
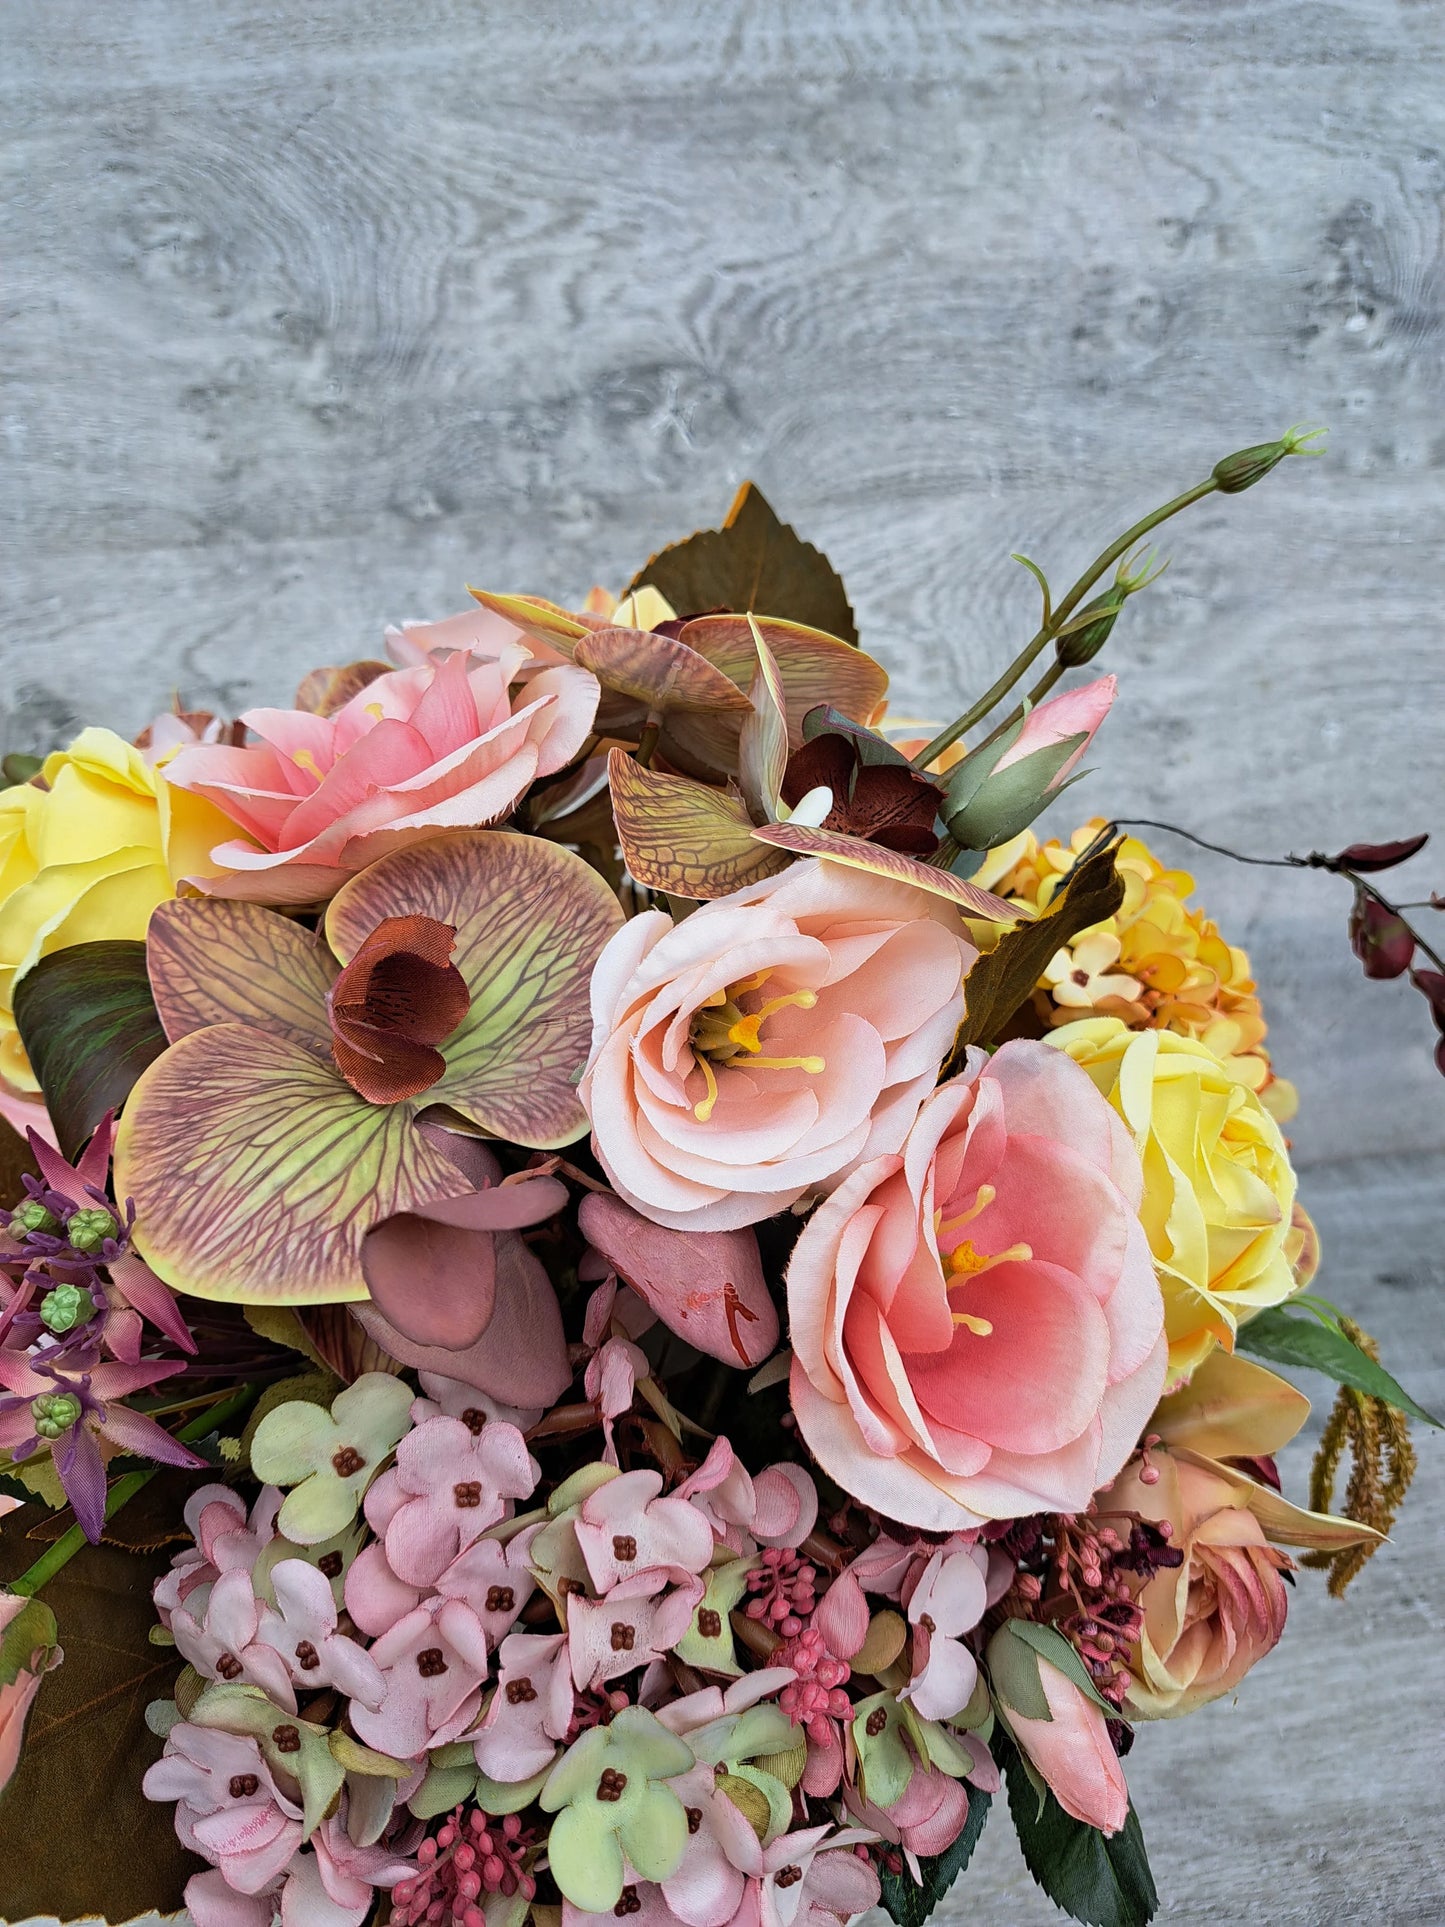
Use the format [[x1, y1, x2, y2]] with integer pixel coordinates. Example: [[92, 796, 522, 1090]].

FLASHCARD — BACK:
[[0, 434, 1439, 1927]]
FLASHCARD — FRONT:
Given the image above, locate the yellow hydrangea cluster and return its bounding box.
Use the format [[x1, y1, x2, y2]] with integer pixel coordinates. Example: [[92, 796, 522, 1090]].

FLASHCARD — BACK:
[[975, 817, 1297, 1121]]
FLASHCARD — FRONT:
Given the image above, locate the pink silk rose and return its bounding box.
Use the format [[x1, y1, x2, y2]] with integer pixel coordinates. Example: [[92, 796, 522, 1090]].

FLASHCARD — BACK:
[[996, 1640, 1130, 1834], [164, 640, 599, 903], [1109, 1448, 1291, 1718], [579, 858, 978, 1232], [787, 1038, 1167, 1529]]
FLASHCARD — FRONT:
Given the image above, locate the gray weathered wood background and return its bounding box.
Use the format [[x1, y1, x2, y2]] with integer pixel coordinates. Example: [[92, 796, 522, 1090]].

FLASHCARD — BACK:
[[3, 2, 1442, 1922]]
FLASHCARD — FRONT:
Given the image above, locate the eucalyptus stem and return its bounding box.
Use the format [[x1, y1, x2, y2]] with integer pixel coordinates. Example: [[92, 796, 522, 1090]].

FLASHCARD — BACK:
[[910, 476, 1219, 771], [8, 1383, 256, 1600]]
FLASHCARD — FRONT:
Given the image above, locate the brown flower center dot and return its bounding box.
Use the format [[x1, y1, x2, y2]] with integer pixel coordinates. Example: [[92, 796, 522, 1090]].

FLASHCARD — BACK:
[[597, 1767, 629, 1803], [777, 1864, 803, 1887], [317, 1551, 343, 1579], [332, 1445, 366, 1477], [612, 1534, 637, 1562], [229, 1773, 260, 1799], [614, 1891, 641, 1918], [485, 1586, 515, 1614], [416, 1647, 448, 1678], [461, 1408, 486, 1435], [272, 1725, 302, 1754], [609, 1622, 636, 1653], [295, 1640, 321, 1672], [215, 1651, 244, 1681], [866, 1707, 889, 1737], [506, 1678, 537, 1705], [454, 1480, 483, 1508], [686, 1807, 703, 1835], [697, 1608, 723, 1639]]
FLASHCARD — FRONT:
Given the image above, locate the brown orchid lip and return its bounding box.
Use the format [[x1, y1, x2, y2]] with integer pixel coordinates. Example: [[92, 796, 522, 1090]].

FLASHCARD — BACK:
[[327, 913, 470, 1105]]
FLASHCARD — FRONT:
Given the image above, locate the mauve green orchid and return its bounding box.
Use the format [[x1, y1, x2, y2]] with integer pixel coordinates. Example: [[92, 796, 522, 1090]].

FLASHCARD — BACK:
[[114, 830, 624, 1305]]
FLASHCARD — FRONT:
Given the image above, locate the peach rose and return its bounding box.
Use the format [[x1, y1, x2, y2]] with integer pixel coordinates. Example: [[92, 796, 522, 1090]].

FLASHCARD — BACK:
[[988, 1622, 1129, 1833], [164, 639, 599, 904], [787, 1039, 1167, 1529], [1109, 1448, 1290, 1718], [579, 860, 977, 1231]]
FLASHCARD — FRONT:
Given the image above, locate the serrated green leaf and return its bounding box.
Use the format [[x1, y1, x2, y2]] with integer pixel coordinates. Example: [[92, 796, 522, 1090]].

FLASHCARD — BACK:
[[1235, 1309, 1441, 1427], [13, 939, 168, 1160], [999, 1731, 1157, 1927], [879, 1785, 993, 1926], [628, 481, 859, 643], [951, 831, 1125, 1056]]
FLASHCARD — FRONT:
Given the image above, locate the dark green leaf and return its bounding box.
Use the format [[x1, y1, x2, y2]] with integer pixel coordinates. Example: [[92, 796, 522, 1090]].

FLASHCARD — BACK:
[[1007, 1619, 1120, 1717], [0, 1114, 41, 1209], [999, 1731, 1157, 1927], [951, 831, 1126, 1057], [12, 939, 168, 1161], [0, 1499, 200, 1917], [628, 482, 859, 643], [880, 1785, 993, 1926], [1236, 1308, 1442, 1427], [0, 1596, 57, 1687], [1, 753, 44, 785]]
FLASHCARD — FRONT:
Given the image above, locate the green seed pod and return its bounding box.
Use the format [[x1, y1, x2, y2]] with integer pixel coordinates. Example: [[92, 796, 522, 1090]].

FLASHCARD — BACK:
[[32, 1390, 83, 1439], [66, 1207, 119, 1254], [11, 1199, 59, 1235], [40, 1283, 93, 1334]]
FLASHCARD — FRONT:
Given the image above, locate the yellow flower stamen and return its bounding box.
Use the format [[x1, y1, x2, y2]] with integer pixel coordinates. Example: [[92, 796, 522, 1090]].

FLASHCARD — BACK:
[[364, 701, 386, 723], [935, 1184, 997, 1241], [692, 1052, 720, 1122], [744, 1054, 827, 1075], [944, 1238, 1032, 1279], [293, 749, 326, 782], [951, 1310, 994, 1337], [727, 988, 817, 1054]]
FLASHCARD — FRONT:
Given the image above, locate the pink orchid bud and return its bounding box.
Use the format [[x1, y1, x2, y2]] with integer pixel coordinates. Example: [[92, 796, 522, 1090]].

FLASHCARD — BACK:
[[993, 675, 1117, 788]]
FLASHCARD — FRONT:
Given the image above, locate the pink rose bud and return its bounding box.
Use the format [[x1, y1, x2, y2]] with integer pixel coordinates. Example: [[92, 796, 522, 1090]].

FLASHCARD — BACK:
[[943, 678, 1116, 851], [987, 1621, 1130, 1835]]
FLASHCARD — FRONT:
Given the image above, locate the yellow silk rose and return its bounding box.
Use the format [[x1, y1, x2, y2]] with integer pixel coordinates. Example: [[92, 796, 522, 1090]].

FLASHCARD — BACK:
[[1046, 1017, 1299, 1388], [0, 728, 240, 1093]]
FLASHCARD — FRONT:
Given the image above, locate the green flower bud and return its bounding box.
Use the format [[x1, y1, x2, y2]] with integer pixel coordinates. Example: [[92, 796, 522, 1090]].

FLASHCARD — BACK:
[[32, 1391, 83, 1439], [1212, 424, 1325, 495], [40, 1284, 94, 1334], [11, 1200, 59, 1235], [1055, 547, 1168, 670], [66, 1207, 119, 1254]]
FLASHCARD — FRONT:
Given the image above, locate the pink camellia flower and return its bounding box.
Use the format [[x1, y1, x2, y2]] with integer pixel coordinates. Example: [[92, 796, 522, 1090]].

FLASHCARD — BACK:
[[254, 1559, 386, 1709], [368, 1415, 539, 1588], [580, 859, 977, 1232], [143, 1725, 303, 1895], [164, 643, 600, 904], [348, 1596, 490, 1758], [1110, 1448, 1292, 1718], [787, 1038, 1167, 1530]]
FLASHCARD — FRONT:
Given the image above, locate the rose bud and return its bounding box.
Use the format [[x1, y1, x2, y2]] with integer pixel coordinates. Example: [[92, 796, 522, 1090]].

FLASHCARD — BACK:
[[943, 676, 1116, 852], [986, 1621, 1129, 1835]]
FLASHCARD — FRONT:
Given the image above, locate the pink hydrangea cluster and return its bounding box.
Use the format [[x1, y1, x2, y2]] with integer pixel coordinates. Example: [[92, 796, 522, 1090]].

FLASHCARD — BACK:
[[142, 1367, 1015, 1925]]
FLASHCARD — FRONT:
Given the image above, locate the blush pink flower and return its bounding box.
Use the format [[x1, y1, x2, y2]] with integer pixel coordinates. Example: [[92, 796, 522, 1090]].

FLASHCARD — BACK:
[[170, 1570, 297, 1710], [164, 644, 599, 904], [254, 1558, 386, 1709], [142, 1724, 303, 1895], [369, 1415, 539, 1588], [897, 1544, 990, 1722], [566, 1573, 704, 1691], [348, 1596, 490, 1758], [580, 859, 977, 1231], [787, 1038, 1167, 1530], [573, 1468, 716, 1592], [472, 1629, 575, 1782]]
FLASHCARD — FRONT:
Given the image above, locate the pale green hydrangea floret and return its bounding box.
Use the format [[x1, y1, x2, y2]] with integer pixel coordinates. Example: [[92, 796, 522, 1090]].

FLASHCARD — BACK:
[[540, 1705, 694, 1913], [249, 1372, 413, 1545]]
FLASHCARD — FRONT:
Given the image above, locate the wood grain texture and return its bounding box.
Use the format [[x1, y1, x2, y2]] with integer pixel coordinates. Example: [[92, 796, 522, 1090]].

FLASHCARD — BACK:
[[2, 1, 1442, 1921]]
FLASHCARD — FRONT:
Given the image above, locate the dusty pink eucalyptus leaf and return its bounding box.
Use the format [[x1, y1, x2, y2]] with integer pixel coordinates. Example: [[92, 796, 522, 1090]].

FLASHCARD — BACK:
[[578, 1191, 779, 1367], [751, 821, 1017, 922], [327, 831, 626, 1148], [147, 898, 337, 1053]]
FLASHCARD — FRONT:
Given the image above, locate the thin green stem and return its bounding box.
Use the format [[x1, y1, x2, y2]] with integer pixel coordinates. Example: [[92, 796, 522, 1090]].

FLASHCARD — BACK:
[[911, 476, 1219, 771], [8, 1384, 256, 1600]]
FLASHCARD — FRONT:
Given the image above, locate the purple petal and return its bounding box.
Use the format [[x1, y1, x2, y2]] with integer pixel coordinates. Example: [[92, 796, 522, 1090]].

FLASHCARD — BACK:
[[107, 1250, 197, 1354], [57, 1425, 107, 1541], [100, 1401, 207, 1469]]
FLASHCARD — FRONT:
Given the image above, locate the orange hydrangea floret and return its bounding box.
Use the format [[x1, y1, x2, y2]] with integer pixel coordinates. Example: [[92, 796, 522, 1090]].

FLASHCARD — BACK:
[[974, 818, 1298, 1122]]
